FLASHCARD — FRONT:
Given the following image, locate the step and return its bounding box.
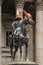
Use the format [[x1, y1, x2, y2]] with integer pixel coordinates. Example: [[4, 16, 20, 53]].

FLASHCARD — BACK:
[[2, 47, 10, 53], [2, 47, 15, 53], [2, 47, 15, 58], [8, 61, 38, 65], [2, 53, 11, 58]]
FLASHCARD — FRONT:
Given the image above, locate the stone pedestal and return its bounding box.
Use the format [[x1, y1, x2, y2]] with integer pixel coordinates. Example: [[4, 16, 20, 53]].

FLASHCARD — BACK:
[[8, 61, 38, 65]]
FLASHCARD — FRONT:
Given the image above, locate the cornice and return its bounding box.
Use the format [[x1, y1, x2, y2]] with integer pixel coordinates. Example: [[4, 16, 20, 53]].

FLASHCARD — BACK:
[[36, 0, 43, 11]]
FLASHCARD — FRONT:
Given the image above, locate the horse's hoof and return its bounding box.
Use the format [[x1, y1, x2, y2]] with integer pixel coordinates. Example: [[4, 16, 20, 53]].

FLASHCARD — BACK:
[[25, 57, 29, 61], [20, 58, 23, 61], [26, 58, 29, 61], [13, 57, 14, 61], [11, 58, 14, 62]]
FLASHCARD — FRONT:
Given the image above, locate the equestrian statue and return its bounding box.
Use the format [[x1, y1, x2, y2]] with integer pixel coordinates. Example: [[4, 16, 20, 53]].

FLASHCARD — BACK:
[[9, 8, 35, 61]]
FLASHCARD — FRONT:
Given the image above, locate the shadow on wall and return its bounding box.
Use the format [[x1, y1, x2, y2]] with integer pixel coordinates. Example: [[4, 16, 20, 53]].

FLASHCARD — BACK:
[[2, 0, 16, 17]]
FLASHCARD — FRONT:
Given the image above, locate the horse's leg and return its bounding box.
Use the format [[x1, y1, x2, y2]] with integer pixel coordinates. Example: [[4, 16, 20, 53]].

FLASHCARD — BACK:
[[25, 43, 29, 61], [13, 46, 19, 61], [20, 45, 22, 61], [10, 43, 13, 58], [10, 42, 13, 61], [10, 34, 13, 59], [10, 47, 13, 58]]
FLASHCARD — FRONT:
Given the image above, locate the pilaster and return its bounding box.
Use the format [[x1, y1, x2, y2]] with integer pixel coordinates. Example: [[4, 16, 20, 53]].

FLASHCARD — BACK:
[[0, 0, 2, 65], [35, 0, 43, 65]]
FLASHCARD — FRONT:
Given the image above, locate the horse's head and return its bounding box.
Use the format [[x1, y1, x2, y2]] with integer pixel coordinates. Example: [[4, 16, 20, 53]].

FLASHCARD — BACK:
[[22, 18, 35, 25], [27, 17, 35, 25], [23, 10, 35, 25]]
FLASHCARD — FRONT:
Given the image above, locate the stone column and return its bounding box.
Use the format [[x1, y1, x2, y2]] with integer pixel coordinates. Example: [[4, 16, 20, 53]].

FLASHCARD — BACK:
[[35, 0, 43, 65], [0, 0, 2, 65]]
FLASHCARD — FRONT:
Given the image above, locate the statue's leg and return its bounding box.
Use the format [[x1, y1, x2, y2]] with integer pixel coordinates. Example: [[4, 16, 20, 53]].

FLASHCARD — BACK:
[[20, 46, 22, 61], [13, 46, 19, 60]]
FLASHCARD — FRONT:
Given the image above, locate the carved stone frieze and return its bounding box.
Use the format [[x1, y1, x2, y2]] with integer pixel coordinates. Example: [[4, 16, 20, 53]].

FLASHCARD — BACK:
[[36, 5, 43, 11], [36, 0, 43, 11]]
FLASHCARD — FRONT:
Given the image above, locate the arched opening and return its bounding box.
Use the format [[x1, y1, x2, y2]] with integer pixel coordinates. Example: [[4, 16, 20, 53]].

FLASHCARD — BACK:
[[2, 0, 16, 16], [2, 0, 16, 47]]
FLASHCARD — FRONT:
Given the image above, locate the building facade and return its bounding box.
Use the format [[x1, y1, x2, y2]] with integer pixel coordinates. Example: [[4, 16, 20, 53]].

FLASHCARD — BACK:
[[0, 0, 43, 65]]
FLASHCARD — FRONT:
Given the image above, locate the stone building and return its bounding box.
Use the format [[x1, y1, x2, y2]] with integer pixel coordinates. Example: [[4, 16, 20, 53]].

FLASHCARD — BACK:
[[0, 0, 43, 65]]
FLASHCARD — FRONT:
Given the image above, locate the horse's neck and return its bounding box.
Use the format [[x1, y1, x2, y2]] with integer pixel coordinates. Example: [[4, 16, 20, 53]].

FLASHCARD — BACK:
[[21, 24, 27, 36]]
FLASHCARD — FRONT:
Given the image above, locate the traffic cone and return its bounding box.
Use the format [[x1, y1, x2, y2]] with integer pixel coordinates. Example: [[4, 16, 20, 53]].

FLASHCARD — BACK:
[[15, 8, 22, 20], [23, 10, 31, 19]]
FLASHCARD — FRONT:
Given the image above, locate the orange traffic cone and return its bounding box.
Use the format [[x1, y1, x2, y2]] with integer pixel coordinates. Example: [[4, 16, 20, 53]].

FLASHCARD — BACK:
[[23, 10, 31, 19], [15, 8, 22, 20]]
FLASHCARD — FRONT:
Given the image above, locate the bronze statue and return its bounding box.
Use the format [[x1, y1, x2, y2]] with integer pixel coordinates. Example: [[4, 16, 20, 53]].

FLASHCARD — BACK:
[[9, 10, 35, 61]]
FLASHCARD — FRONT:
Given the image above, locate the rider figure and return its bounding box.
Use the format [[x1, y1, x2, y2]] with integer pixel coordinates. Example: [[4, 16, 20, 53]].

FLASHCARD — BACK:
[[11, 8, 35, 61]]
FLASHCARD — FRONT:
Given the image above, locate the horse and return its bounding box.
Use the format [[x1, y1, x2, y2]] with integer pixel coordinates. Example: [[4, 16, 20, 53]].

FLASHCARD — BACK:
[[9, 17, 35, 61]]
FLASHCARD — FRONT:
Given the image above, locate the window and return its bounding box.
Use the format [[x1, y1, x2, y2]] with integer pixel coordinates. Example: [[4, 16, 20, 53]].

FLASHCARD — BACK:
[[6, 31, 12, 46]]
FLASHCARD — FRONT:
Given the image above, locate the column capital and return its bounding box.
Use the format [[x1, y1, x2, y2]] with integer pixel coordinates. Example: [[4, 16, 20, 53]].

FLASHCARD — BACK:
[[37, 0, 43, 6], [0, 0, 2, 6], [36, 0, 43, 11]]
